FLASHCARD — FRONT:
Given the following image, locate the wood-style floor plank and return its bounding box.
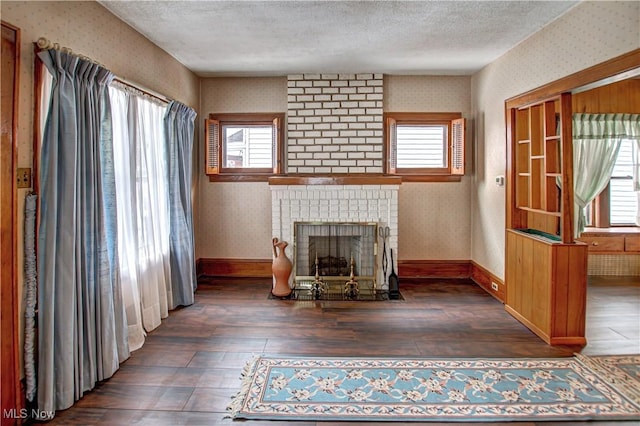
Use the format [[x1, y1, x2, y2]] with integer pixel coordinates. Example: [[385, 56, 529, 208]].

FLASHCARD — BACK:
[[44, 276, 639, 425]]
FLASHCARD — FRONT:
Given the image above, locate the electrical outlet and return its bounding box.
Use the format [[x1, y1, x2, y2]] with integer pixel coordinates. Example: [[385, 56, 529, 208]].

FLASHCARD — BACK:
[[491, 282, 499, 291], [17, 168, 32, 189]]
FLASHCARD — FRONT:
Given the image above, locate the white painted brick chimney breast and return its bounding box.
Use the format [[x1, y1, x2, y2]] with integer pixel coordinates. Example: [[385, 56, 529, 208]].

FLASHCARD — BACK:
[[287, 73, 384, 174], [274, 73, 397, 290]]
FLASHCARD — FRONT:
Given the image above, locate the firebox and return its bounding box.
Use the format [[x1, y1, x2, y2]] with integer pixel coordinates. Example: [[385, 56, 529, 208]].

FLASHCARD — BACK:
[[293, 222, 378, 294]]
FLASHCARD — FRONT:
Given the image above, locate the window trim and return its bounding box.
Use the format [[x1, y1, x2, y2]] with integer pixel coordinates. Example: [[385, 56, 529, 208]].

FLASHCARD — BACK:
[[205, 113, 284, 182], [588, 138, 639, 229], [384, 112, 465, 182], [590, 182, 639, 229]]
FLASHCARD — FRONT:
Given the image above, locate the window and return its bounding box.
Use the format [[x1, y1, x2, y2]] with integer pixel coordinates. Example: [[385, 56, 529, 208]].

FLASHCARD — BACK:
[[205, 113, 284, 181], [384, 112, 465, 181], [610, 139, 637, 225], [590, 138, 639, 228]]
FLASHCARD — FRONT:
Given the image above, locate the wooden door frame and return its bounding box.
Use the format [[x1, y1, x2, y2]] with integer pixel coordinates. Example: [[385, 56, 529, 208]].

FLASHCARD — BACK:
[[504, 48, 640, 345], [505, 49, 640, 110], [506, 48, 640, 236], [1, 20, 22, 425]]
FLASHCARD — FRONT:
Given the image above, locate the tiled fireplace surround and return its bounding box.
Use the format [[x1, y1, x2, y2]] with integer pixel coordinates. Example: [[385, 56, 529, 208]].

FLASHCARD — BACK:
[[270, 73, 397, 289]]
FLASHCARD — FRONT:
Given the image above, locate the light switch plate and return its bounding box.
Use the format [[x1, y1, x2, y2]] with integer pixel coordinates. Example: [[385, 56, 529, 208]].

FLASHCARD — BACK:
[[17, 168, 31, 188]]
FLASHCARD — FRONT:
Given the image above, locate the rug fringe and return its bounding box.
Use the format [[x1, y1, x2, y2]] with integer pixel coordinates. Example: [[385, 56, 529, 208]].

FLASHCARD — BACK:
[[226, 354, 261, 418], [575, 353, 640, 408]]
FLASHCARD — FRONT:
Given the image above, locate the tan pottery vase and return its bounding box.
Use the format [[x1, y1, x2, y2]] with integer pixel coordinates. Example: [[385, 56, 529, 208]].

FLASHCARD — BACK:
[[271, 237, 292, 297]]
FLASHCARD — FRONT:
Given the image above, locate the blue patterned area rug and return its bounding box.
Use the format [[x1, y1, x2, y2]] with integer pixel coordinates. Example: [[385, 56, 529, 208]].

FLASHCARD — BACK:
[[227, 354, 640, 422]]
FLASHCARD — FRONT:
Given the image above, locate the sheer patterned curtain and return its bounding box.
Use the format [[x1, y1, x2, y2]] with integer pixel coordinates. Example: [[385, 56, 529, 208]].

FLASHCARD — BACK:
[[572, 113, 640, 236], [164, 101, 197, 307], [37, 50, 129, 413], [109, 84, 171, 350]]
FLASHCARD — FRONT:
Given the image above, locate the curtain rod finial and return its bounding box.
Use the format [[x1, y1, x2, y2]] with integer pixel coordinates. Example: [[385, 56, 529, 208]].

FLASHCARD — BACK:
[[36, 37, 51, 49]]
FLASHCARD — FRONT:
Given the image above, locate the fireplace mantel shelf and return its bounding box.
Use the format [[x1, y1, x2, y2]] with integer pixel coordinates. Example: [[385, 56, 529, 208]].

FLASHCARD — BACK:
[[268, 175, 402, 186]]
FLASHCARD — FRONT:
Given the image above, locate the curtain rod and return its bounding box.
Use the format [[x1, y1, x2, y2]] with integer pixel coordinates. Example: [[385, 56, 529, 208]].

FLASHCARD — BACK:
[[36, 37, 104, 67], [36, 37, 172, 105], [112, 78, 171, 104]]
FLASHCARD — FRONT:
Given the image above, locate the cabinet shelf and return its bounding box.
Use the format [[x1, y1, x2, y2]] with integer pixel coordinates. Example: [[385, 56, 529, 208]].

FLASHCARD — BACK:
[[510, 95, 567, 235], [517, 206, 561, 217], [507, 93, 586, 346]]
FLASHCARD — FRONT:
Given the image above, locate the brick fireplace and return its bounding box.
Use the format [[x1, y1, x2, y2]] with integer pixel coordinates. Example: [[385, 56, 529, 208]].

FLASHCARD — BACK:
[[270, 181, 399, 290], [270, 73, 399, 291]]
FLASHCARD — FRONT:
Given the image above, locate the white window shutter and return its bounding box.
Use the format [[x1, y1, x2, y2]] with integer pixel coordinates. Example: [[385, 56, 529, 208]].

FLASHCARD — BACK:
[[451, 117, 465, 175], [205, 118, 220, 175], [273, 116, 281, 174], [386, 116, 397, 174]]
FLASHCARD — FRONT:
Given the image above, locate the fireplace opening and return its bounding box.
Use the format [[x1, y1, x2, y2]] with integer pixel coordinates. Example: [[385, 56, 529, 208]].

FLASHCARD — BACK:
[[309, 236, 359, 276], [294, 222, 377, 288]]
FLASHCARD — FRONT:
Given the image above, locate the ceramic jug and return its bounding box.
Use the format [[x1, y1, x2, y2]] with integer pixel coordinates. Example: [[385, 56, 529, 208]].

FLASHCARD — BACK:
[[271, 237, 292, 297]]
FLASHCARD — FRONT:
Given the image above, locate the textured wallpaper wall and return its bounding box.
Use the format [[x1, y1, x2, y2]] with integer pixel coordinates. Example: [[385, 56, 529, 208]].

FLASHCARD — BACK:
[[386, 75, 472, 260], [1, 0, 200, 373], [5, 1, 637, 274], [198, 75, 473, 260], [3, 1, 199, 168], [471, 1, 640, 279], [198, 77, 287, 259], [2, 0, 200, 269]]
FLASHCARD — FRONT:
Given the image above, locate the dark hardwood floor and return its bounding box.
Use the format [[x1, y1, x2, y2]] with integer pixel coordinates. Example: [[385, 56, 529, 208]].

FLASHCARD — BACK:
[[43, 276, 639, 425]]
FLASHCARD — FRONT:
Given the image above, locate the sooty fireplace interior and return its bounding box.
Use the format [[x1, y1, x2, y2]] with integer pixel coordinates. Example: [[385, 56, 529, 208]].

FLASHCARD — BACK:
[[309, 236, 353, 276], [294, 222, 377, 295]]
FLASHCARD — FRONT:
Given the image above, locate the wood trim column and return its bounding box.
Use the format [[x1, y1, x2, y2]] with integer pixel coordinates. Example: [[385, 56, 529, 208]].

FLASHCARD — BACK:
[[1, 20, 22, 426]]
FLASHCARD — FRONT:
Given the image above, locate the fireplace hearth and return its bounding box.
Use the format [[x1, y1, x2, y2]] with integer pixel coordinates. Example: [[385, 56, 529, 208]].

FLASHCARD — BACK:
[[269, 287, 399, 301]]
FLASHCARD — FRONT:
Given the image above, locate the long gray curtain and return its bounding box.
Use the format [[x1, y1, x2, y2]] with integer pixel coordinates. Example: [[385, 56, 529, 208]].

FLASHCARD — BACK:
[[37, 49, 129, 414], [164, 101, 197, 307]]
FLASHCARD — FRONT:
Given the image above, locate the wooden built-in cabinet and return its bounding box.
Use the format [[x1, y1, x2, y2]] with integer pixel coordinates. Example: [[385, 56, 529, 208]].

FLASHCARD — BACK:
[[578, 229, 640, 254], [505, 230, 587, 345], [506, 93, 588, 346]]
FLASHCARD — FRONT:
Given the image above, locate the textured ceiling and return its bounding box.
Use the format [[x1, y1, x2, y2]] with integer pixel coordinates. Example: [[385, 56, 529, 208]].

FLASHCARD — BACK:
[[99, 0, 579, 77]]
